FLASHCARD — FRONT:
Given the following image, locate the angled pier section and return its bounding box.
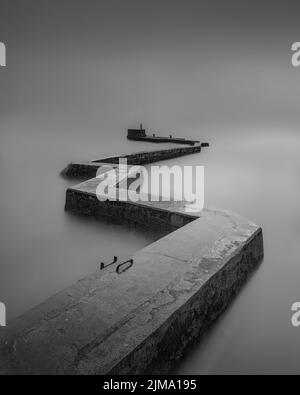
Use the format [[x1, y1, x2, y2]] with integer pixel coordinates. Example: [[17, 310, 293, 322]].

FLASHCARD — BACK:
[[61, 144, 203, 178]]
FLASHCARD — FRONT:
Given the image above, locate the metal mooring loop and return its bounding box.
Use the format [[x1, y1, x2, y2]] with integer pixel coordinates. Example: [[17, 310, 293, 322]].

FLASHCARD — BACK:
[[116, 259, 134, 274], [100, 256, 118, 270]]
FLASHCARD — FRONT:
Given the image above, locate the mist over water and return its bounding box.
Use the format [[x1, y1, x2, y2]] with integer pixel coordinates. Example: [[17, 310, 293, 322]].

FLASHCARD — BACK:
[[1, 0, 300, 374], [171, 131, 300, 375]]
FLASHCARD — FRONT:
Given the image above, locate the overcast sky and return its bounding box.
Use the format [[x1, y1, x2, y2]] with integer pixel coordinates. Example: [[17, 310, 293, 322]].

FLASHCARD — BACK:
[[1, 0, 300, 136]]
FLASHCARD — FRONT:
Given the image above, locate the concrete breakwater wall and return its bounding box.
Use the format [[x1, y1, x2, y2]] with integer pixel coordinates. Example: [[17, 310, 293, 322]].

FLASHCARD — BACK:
[[0, 141, 264, 375], [62, 145, 202, 179], [94, 145, 202, 165], [127, 136, 201, 146], [66, 180, 198, 232]]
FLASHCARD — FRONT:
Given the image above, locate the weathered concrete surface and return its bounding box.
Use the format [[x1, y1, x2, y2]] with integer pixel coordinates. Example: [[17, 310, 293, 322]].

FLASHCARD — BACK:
[[0, 207, 263, 375], [61, 145, 202, 179]]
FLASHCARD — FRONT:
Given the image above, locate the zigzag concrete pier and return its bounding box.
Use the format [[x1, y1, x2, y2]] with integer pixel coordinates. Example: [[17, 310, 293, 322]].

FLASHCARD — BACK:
[[0, 142, 264, 375]]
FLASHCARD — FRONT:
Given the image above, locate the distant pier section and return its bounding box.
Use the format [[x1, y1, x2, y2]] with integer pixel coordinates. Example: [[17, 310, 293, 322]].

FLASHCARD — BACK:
[[127, 124, 208, 146], [62, 144, 205, 179]]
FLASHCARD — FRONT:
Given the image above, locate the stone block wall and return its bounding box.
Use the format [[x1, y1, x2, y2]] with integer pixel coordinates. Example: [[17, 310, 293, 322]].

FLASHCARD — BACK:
[[65, 189, 196, 232]]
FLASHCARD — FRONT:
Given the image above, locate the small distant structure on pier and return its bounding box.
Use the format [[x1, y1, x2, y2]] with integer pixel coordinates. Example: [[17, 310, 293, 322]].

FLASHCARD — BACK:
[[127, 124, 146, 139]]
